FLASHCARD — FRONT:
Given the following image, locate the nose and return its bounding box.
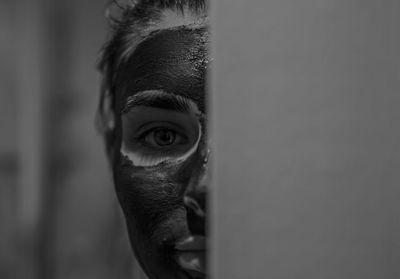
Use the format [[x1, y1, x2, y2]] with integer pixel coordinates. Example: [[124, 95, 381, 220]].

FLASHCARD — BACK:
[[184, 148, 210, 236]]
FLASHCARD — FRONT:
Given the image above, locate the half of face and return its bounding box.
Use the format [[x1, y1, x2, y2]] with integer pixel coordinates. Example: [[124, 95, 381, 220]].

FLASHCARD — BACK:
[[112, 26, 210, 279]]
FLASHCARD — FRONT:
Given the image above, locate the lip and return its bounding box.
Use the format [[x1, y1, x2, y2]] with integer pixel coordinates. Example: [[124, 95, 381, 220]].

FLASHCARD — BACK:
[[175, 235, 206, 251], [174, 236, 206, 276]]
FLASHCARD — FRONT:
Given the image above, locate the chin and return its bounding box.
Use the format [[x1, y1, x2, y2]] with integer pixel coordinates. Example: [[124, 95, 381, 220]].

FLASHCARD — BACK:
[[125, 219, 206, 279]]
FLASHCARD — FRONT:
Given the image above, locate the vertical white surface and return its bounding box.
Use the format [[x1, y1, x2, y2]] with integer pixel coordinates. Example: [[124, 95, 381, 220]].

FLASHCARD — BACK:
[[211, 1, 400, 278]]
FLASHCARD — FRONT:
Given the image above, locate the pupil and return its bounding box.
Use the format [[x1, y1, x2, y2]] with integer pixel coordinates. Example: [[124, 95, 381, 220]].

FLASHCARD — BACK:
[[155, 129, 175, 146]]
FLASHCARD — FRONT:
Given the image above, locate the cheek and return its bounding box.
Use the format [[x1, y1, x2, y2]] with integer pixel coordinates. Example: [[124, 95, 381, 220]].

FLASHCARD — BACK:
[[113, 154, 194, 238]]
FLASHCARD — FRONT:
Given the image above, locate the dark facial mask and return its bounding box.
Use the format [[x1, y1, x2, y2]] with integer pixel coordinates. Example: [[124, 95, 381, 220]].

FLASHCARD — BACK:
[[115, 26, 210, 115], [110, 25, 210, 279]]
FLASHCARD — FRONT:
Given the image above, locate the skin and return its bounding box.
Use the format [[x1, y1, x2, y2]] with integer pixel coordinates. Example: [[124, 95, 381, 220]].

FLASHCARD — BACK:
[[110, 25, 210, 279]]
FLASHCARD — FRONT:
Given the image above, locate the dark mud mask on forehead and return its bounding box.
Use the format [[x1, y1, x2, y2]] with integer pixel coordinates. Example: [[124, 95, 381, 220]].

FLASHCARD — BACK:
[[115, 26, 210, 114], [116, 26, 210, 168]]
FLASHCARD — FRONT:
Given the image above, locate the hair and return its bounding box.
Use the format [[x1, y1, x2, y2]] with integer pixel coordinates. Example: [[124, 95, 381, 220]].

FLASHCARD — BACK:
[[96, 0, 207, 159]]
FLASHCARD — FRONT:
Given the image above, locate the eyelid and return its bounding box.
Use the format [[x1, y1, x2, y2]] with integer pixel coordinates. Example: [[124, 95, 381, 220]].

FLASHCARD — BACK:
[[120, 121, 202, 167], [140, 128, 189, 146], [134, 121, 188, 138]]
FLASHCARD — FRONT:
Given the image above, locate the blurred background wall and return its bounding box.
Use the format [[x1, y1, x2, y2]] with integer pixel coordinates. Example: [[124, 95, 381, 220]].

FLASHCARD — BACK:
[[0, 0, 136, 278]]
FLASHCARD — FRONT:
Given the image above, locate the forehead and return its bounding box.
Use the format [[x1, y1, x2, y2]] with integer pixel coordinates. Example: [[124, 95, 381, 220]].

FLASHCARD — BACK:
[[115, 26, 210, 113]]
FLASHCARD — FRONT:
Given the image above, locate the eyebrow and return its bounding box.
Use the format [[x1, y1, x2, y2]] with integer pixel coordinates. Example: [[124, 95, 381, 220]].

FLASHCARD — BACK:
[[121, 90, 198, 114]]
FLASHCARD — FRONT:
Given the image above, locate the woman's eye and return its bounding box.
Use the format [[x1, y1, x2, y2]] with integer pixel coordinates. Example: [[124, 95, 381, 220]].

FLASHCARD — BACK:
[[141, 128, 187, 147], [121, 110, 201, 167]]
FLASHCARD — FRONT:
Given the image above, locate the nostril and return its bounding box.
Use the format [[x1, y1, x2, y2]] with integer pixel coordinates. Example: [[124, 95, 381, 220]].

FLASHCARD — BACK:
[[184, 196, 206, 236], [184, 196, 206, 217]]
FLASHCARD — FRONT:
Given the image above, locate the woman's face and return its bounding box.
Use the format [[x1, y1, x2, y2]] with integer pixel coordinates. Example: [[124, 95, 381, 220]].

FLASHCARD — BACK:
[[111, 27, 210, 279]]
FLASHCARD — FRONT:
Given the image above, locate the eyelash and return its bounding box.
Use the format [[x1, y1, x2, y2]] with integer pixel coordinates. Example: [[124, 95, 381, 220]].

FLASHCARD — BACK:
[[121, 119, 202, 167], [124, 127, 194, 167], [136, 127, 188, 148]]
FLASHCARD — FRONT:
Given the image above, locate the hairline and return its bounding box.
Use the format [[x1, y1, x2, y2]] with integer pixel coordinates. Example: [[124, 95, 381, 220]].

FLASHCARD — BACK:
[[98, 3, 208, 105], [97, 1, 208, 153]]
